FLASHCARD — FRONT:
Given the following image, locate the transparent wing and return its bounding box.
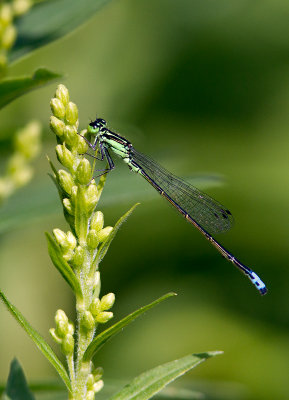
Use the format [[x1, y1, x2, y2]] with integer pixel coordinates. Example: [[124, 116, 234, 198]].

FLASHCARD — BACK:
[[131, 148, 233, 234]]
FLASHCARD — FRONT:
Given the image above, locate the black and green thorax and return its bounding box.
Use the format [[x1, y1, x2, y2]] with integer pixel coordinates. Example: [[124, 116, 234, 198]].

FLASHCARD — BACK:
[[88, 118, 132, 160]]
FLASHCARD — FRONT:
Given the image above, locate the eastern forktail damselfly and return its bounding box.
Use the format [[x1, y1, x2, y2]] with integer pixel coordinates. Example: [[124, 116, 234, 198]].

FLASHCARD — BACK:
[[83, 118, 267, 295]]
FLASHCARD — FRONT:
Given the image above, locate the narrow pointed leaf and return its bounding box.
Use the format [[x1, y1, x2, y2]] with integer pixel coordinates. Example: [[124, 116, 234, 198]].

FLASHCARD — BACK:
[[4, 358, 35, 400], [11, 0, 112, 62], [109, 352, 222, 400], [94, 203, 139, 266], [0, 290, 71, 393], [0, 68, 61, 110], [45, 233, 83, 299], [83, 292, 176, 361]]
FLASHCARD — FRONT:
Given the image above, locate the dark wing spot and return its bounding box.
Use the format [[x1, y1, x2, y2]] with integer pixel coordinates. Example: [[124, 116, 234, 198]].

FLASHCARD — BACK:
[[214, 212, 219, 219]]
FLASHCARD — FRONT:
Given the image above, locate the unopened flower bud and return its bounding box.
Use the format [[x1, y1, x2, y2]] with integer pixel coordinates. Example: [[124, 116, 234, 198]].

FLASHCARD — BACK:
[[100, 293, 115, 311], [53, 229, 67, 247], [66, 231, 77, 249], [49, 328, 62, 344], [87, 229, 99, 249], [82, 311, 95, 330], [64, 125, 78, 146], [55, 84, 69, 108], [91, 211, 104, 231], [61, 333, 74, 355], [68, 322, 75, 335], [92, 367, 103, 381], [76, 133, 89, 154], [0, 4, 13, 26], [12, 0, 32, 16], [50, 98, 66, 119], [90, 298, 101, 317], [10, 164, 33, 187], [63, 250, 74, 262], [97, 227, 113, 244], [93, 380, 104, 393], [55, 320, 68, 338], [2, 25, 17, 49], [85, 183, 98, 212], [56, 143, 74, 169], [63, 198, 74, 215], [54, 310, 68, 338], [76, 158, 92, 185], [15, 121, 41, 160], [50, 116, 65, 137], [96, 311, 113, 324], [71, 245, 85, 268], [65, 102, 78, 125], [58, 170, 74, 195], [56, 309, 68, 323]]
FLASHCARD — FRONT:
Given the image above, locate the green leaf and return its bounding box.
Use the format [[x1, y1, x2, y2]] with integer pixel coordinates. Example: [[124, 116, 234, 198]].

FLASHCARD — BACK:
[[83, 292, 176, 362], [0, 290, 71, 393], [0, 68, 61, 110], [4, 358, 35, 400], [11, 0, 112, 62], [45, 233, 83, 299], [109, 352, 222, 400], [93, 203, 139, 266]]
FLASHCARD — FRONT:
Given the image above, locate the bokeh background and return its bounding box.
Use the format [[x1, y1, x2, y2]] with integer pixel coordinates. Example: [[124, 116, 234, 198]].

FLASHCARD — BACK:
[[1, 0, 289, 399]]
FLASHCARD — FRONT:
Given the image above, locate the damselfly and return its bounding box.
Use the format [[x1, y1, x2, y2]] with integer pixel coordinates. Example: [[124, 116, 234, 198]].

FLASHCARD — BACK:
[[83, 118, 267, 295]]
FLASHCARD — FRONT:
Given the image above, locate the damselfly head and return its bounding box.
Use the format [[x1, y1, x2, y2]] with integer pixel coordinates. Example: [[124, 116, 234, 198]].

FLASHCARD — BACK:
[[88, 118, 107, 135]]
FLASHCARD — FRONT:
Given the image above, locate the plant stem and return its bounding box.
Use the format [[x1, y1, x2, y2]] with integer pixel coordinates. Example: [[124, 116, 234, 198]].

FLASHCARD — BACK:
[[74, 249, 98, 398]]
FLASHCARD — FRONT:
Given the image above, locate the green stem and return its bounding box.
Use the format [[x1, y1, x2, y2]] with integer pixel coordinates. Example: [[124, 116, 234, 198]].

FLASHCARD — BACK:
[[74, 249, 98, 399]]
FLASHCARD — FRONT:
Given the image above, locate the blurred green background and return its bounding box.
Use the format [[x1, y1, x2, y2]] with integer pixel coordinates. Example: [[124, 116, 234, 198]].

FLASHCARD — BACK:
[[1, 0, 289, 399]]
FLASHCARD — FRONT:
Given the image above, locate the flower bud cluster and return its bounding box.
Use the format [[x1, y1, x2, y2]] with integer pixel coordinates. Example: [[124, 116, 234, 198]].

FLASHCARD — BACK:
[[50, 84, 88, 157], [0, 1, 32, 74], [53, 229, 78, 262], [50, 85, 104, 234], [87, 211, 113, 249], [81, 292, 115, 333], [49, 309, 75, 356], [88, 292, 115, 326], [0, 121, 41, 203], [86, 367, 104, 399]]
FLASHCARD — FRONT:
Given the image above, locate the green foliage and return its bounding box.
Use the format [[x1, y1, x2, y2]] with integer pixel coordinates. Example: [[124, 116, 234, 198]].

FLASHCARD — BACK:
[[0, 290, 71, 392], [3, 359, 35, 400], [11, 0, 113, 62], [0, 68, 61, 109], [109, 352, 222, 400]]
